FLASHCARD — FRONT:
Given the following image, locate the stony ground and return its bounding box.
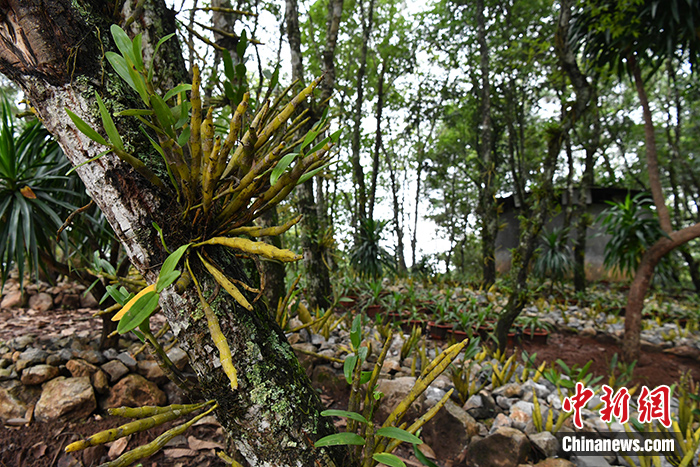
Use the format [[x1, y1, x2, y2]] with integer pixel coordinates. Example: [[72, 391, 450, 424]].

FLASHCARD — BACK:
[[2, 279, 700, 467]]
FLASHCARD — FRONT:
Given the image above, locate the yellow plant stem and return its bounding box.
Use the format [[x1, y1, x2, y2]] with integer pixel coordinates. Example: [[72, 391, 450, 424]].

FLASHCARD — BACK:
[[195, 237, 301, 262], [188, 259, 238, 391], [101, 403, 218, 467]]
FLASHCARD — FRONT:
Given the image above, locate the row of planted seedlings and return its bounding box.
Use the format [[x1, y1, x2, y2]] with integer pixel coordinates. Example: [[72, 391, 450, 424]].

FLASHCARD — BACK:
[[338, 280, 555, 346]]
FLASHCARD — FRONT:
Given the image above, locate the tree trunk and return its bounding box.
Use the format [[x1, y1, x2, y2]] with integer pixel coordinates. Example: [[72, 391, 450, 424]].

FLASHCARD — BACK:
[[349, 0, 375, 224], [385, 146, 407, 272], [368, 60, 386, 220], [476, 0, 497, 288], [0, 1, 345, 465]]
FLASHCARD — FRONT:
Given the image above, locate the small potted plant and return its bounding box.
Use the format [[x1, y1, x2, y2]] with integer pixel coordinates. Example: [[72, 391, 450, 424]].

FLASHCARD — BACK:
[[517, 315, 552, 345], [428, 298, 453, 340]]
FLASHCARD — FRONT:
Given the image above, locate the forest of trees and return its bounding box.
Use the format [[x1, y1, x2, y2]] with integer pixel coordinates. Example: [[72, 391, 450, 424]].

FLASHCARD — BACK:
[[0, 0, 699, 465]]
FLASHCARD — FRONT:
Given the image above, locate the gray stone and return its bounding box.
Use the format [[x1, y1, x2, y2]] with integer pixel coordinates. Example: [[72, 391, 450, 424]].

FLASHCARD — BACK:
[[20, 364, 59, 385], [35, 377, 96, 421], [57, 349, 74, 362], [496, 395, 515, 410], [0, 367, 17, 381], [19, 347, 48, 365], [116, 352, 137, 370], [78, 349, 106, 365], [28, 292, 53, 312], [375, 377, 423, 422], [529, 431, 559, 457], [523, 380, 550, 399], [511, 400, 534, 416], [465, 392, 496, 419], [103, 348, 119, 361], [163, 381, 187, 405], [570, 455, 612, 467], [464, 426, 530, 467], [46, 354, 64, 366], [101, 360, 129, 383], [8, 335, 35, 351], [0, 357, 10, 369], [0, 386, 26, 420], [166, 347, 189, 370]]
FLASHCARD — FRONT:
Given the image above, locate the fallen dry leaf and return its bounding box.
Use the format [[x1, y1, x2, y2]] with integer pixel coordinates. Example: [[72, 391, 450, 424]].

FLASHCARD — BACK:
[[107, 435, 130, 459], [163, 448, 197, 458], [187, 435, 224, 451]]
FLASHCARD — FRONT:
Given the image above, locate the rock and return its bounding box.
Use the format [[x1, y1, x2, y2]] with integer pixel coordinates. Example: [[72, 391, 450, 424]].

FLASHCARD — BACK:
[[21, 364, 59, 385], [163, 381, 187, 405], [381, 358, 402, 375], [491, 413, 513, 432], [570, 456, 612, 467], [105, 374, 166, 408], [20, 347, 48, 365], [375, 377, 424, 422], [116, 352, 137, 371], [529, 431, 559, 458], [35, 377, 96, 421], [66, 358, 100, 378], [92, 369, 110, 394], [463, 427, 530, 467], [580, 326, 597, 338], [523, 380, 550, 399], [137, 360, 168, 385], [78, 349, 106, 365], [46, 354, 65, 366], [29, 292, 53, 312], [8, 335, 35, 351], [465, 392, 496, 419], [61, 293, 81, 309], [0, 386, 26, 420], [536, 459, 576, 467], [493, 383, 524, 398], [166, 347, 189, 370], [57, 349, 75, 363], [101, 360, 129, 383], [422, 399, 480, 461], [497, 395, 515, 410], [14, 359, 32, 371], [510, 405, 532, 430], [511, 400, 534, 416], [103, 348, 119, 361], [0, 367, 18, 381], [80, 291, 99, 308], [2, 290, 25, 309]]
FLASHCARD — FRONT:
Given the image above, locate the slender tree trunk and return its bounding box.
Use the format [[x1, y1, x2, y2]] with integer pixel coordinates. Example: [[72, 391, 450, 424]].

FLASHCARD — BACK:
[[411, 145, 423, 267], [385, 146, 407, 272], [368, 60, 386, 220], [621, 55, 700, 361], [0, 2, 345, 464], [349, 0, 375, 223], [476, 0, 497, 288], [495, 0, 592, 351]]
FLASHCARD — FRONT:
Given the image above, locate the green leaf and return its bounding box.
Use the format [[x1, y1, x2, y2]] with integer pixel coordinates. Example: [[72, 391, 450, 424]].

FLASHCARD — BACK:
[[65, 109, 108, 146], [223, 52, 236, 83], [105, 52, 136, 91], [95, 92, 124, 151], [297, 163, 330, 185], [115, 109, 154, 117], [132, 33, 144, 72], [314, 433, 365, 447], [360, 371, 372, 385], [344, 355, 357, 384], [156, 271, 180, 292], [66, 149, 111, 175], [111, 25, 136, 63], [351, 315, 361, 349], [117, 291, 159, 334], [357, 346, 368, 363], [177, 126, 191, 148], [236, 29, 248, 58], [376, 427, 423, 445], [270, 153, 298, 185], [372, 453, 406, 467], [150, 94, 176, 138], [223, 81, 236, 101], [320, 410, 368, 424], [156, 243, 190, 292], [148, 33, 175, 83], [235, 63, 246, 80], [163, 84, 193, 102], [103, 284, 129, 305], [413, 445, 439, 467]]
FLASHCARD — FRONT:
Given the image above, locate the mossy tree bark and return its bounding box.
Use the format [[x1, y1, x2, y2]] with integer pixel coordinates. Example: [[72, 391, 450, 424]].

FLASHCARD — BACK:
[[0, 1, 345, 465]]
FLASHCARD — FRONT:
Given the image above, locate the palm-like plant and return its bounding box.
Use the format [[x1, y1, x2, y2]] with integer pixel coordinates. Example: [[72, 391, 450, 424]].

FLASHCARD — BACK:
[[599, 193, 666, 278], [533, 227, 573, 295], [0, 97, 79, 287], [349, 218, 396, 279]]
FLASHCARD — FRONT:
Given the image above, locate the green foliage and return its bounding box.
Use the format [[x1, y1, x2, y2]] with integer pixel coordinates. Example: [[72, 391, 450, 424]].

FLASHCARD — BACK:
[[533, 227, 573, 289], [0, 96, 79, 287], [599, 193, 666, 277], [350, 219, 396, 279]]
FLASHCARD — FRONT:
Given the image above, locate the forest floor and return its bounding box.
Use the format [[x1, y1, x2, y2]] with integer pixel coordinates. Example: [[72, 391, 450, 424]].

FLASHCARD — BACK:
[[1, 303, 700, 467]]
